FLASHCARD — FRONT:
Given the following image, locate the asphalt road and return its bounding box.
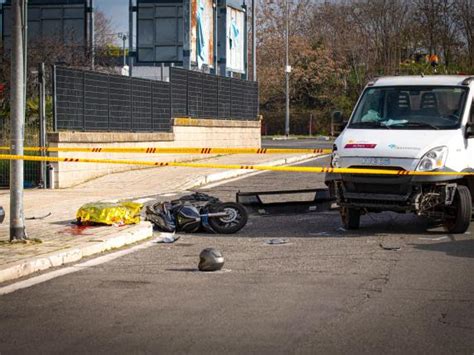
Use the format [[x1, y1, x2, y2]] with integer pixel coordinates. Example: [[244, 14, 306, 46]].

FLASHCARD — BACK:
[[261, 137, 334, 150], [0, 156, 473, 354]]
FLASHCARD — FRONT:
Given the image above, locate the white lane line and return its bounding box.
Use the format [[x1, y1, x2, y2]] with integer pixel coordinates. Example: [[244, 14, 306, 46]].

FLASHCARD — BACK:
[[201, 154, 330, 190], [0, 238, 160, 296]]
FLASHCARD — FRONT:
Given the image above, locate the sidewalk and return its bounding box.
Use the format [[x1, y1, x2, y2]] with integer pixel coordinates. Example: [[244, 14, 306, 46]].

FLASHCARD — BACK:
[[0, 153, 320, 284]]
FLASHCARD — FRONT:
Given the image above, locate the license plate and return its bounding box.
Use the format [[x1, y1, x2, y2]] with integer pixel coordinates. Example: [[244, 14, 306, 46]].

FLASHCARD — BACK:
[[360, 157, 391, 166]]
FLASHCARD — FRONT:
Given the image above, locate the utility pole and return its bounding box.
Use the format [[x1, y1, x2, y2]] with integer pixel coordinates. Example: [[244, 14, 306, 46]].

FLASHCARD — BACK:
[[252, 0, 256, 81], [89, 0, 95, 70], [284, 0, 290, 137], [10, 0, 27, 241], [129, 0, 134, 76]]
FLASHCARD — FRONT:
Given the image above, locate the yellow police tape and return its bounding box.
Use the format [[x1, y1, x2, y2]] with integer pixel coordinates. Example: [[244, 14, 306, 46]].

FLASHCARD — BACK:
[[0, 153, 473, 176], [0, 146, 333, 155]]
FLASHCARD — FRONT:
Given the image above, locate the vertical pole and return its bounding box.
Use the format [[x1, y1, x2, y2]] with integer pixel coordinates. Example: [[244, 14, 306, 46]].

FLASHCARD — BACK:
[[252, 0, 256, 81], [284, 0, 290, 137], [213, 0, 218, 74], [39, 63, 47, 189], [182, 0, 191, 70], [122, 35, 127, 67], [129, 0, 134, 76], [242, 1, 248, 80], [161, 62, 164, 81], [52, 65, 58, 132], [22, 0, 28, 119], [10, 0, 27, 241], [90, 0, 95, 70]]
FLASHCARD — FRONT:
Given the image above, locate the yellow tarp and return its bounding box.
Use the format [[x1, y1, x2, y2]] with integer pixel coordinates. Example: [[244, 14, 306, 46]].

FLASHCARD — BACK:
[[76, 201, 143, 226]]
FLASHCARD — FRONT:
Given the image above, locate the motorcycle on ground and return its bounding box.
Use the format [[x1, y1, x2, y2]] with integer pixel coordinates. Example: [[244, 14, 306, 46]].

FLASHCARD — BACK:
[[145, 192, 248, 234]]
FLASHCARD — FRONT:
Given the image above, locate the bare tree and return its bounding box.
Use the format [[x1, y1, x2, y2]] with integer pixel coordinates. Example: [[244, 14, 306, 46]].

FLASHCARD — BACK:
[[454, 0, 474, 68]]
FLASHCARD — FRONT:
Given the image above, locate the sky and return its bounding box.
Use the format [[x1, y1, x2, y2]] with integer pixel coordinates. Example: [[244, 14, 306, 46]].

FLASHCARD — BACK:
[[96, 0, 129, 34]]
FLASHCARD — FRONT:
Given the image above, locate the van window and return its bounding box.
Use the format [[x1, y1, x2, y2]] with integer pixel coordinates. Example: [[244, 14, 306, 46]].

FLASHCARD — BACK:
[[349, 86, 468, 130]]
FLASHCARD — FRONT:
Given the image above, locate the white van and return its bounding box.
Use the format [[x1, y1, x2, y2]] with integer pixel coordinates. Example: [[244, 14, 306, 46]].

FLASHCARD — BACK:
[[325, 75, 474, 233]]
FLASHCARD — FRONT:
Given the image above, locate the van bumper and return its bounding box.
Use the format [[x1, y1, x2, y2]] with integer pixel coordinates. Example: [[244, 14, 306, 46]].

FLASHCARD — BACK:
[[325, 171, 462, 212]]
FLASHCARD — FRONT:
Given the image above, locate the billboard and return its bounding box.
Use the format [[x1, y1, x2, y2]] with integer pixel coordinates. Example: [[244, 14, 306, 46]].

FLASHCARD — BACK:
[[2, 0, 88, 51], [136, 0, 184, 63], [190, 0, 214, 68], [225, 6, 244, 73]]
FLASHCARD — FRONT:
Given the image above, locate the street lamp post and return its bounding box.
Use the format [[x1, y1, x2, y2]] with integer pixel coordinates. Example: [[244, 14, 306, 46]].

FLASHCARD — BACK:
[[10, 0, 27, 241], [118, 33, 128, 67], [284, 0, 290, 137]]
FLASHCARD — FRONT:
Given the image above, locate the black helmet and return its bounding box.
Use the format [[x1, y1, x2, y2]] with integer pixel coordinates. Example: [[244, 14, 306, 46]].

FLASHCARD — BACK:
[[198, 248, 224, 272]]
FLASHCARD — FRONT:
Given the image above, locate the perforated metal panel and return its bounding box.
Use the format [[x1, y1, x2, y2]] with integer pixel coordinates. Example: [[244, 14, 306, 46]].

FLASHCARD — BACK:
[[56, 67, 84, 130], [187, 71, 203, 117], [55, 67, 172, 132], [217, 77, 231, 118], [109, 75, 132, 131], [170, 68, 188, 117], [54, 67, 258, 132]]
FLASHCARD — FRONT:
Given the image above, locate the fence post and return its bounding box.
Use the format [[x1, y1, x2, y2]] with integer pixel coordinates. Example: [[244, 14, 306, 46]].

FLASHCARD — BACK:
[[52, 65, 58, 132], [38, 62, 47, 188], [150, 80, 153, 131], [107, 74, 110, 131], [82, 71, 86, 131], [130, 76, 133, 131]]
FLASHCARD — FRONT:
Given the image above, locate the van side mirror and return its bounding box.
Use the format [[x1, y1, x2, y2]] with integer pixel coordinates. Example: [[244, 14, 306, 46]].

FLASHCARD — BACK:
[[466, 123, 474, 139], [331, 110, 343, 123], [331, 110, 345, 136]]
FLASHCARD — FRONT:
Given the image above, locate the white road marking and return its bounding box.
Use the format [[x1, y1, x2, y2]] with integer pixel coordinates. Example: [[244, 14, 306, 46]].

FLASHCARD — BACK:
[[0, 237, 160, 296], [201, 154, 329, 190]]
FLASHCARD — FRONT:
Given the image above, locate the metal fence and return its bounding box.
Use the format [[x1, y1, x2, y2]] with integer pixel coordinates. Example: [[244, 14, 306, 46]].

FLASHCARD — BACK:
[[54, 67, 259, 132], [0, 121, 42, 188]]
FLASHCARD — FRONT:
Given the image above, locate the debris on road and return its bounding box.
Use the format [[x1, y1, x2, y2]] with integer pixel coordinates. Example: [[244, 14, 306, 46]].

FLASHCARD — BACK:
[[379, 243, 401, 251], [198, 248, 224, 272], [156, 233, 180, 244], [265, 238, 289, 245], [418, 236, 450, 241], [76, 201, 143, 226], [26, 212, 52, 220]]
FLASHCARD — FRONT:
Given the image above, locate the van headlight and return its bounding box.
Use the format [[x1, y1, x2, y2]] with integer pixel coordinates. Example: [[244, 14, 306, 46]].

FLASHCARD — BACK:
[[331, 152, 341, 168], [416, 146, 448, 171]]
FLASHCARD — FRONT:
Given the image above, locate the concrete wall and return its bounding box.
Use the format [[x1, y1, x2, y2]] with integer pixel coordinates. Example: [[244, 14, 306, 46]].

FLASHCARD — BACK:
[[48, 118, 261, 188]]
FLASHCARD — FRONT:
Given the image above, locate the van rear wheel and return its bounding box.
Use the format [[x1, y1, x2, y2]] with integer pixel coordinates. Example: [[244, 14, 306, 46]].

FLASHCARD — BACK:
[[340, 207, 360, 230], [444, 185, 472, 234]]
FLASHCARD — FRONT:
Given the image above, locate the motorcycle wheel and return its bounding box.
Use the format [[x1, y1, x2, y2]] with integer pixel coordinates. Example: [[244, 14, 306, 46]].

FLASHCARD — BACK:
[[208, 202, 248, 234]]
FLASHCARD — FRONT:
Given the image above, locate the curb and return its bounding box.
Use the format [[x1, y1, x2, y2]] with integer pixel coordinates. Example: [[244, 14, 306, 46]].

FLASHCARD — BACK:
[[0, 222, 153, 284]]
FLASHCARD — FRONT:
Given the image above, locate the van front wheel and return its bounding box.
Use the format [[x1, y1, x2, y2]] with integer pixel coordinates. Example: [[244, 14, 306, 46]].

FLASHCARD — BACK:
[[444, 185, 472, 234], [340, 207, 360, 230]]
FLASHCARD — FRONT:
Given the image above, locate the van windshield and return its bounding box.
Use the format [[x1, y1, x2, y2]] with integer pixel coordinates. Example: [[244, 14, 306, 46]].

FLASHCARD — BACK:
[[349, 86, 468, 130]]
